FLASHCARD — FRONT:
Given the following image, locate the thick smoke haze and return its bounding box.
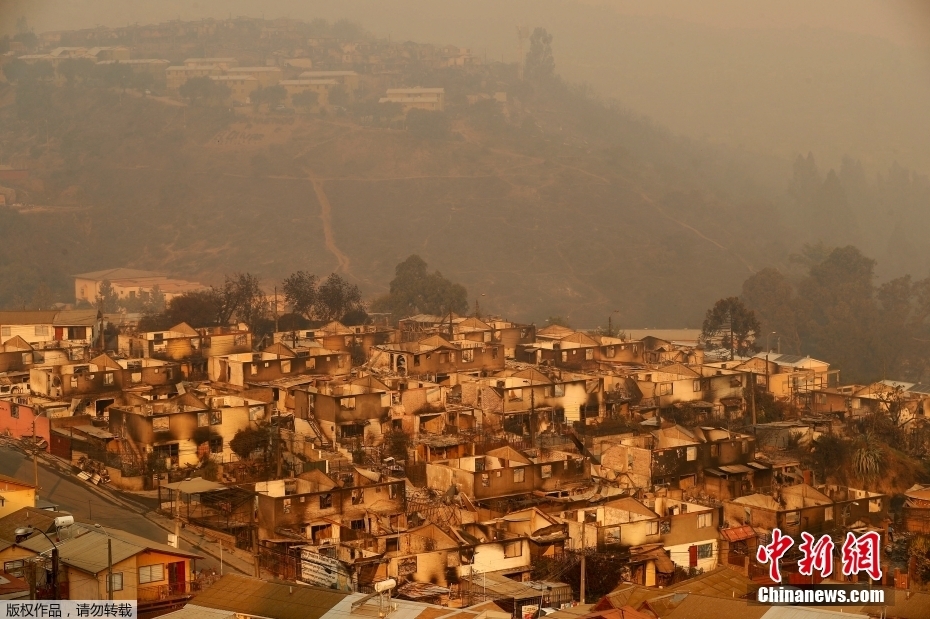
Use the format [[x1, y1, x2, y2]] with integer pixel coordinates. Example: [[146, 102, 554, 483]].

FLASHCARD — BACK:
[[3, 0, 930, 174]]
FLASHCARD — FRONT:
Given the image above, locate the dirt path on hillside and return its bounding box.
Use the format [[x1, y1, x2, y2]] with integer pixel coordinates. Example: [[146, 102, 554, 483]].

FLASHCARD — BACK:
[[306, 170, 352, 275]]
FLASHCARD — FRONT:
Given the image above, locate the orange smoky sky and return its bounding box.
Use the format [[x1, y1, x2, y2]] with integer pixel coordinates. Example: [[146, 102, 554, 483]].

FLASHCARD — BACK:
[[582, 0, 930, 48]]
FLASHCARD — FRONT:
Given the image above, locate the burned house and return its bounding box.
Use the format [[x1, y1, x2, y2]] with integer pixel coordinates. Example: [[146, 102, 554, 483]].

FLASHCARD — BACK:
[[556, 495, 718, 571], [425, 445, 589, 501], [597, 425, 758, 493], [723, 483, 887, 536], [28, 354, 179, 417], [123, 322, 252, 378], [292, 376, 391, 448], [371, 335, 504, 381], [274, 321, 396, 360], [254, 468, 406, 542], [108, 391, 269, 469]]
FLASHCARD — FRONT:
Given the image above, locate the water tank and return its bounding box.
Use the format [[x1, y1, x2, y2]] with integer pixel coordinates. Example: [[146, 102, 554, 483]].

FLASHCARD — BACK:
[[54, 516, 74, 528], [373, 579, 396, 593]]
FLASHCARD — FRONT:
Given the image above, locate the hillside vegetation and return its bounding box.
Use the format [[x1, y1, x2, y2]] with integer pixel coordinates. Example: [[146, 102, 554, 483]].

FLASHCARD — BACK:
[[1, 28, 928, 331]]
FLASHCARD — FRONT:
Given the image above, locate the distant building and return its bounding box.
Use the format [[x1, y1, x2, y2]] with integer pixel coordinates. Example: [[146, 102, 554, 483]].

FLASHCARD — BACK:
[[225, 66, 282, 88], [73, 268, 203, 304], [380, 87, 445, 112]]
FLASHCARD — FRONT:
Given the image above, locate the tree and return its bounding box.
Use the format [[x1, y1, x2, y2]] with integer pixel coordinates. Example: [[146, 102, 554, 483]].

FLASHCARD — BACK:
[[292, 90, 319, 111], [525, 27, 555, 82], [179, 76, 229, 106], [251, 84, 287, 110], [328, 84, 349, 107], [57, 58, 95, 85], [909, 535, 930, 584], [370, 255, 468, 320], [215, 273, 267, 330], [546, 316, 571, 328], [95, 280, 120, 313], [315, 273, 363, 323], [741, 267, 800, 354], [230, 424, 269, 460], [853, 433, 883, 485], [164, 290, 224, 327], [282, 271, 318, 321], [796, 246, 877, 382], [700, 297, 761, 360]]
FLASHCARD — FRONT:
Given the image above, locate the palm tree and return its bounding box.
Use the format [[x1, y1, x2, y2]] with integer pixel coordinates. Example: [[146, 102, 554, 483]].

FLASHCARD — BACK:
[[853, 433, 883, 484]]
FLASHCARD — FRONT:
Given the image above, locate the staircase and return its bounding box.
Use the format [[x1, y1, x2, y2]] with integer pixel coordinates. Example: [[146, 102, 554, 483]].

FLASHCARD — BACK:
[[304, 413, 333, 450]]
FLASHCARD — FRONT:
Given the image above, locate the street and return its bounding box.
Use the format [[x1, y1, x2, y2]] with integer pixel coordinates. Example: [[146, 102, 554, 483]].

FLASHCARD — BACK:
[[0, 445, 229, 572]]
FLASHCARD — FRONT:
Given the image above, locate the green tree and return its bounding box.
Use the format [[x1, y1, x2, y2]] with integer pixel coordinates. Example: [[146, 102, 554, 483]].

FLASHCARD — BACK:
[[251, 84, 287, 110], [179, 76, 229, 106], [216, 273, 267, 331], [315, 273, 363, 323], [796, 246, 877, 381], [546, 316, 571, 328], [95, 280, 120, 313], [164, 290, 224, 327], [741, 267, 800, 354], [853, 433, 883, 484], [283, 271, 318, 321], [370, 255, 468, 320], [57, 58, 95, 85], [525, 27, 555, 82], [700, 297, 761, 360], [292, 90, 318, 111]]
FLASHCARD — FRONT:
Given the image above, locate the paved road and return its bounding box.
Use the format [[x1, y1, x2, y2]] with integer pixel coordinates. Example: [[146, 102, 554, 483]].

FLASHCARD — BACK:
[[0, 445, 224, 571]]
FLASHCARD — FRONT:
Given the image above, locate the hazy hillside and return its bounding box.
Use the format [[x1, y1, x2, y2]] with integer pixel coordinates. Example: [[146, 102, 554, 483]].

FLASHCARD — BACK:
[[0, 62, 798, 327], [2, 12, 929, 329]]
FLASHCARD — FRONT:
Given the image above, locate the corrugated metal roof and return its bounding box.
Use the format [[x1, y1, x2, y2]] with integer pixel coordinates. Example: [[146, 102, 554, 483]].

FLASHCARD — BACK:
[[18, 524, 200, 575], [53, 310, 98, 326], [0, 311, 59, 325], [191, 574, 457, 619], [719, 464, 753, 474], [760, 607, 868, 619]]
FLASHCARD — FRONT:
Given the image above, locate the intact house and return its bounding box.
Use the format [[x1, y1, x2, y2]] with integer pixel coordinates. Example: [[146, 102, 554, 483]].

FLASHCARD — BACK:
[[73, 268, 203, 305], [15, 522, 201, 607], [596, 424, 760, 495], [108, 392, 270, 469], [554, 495, 720, 572], [0, 310, 99, 353], [424, 445, 590, 501], [723, 483, 888, 537], [380, 87, 445, 111], [371, 335, 504, 382], [0, 475, 35, 519]]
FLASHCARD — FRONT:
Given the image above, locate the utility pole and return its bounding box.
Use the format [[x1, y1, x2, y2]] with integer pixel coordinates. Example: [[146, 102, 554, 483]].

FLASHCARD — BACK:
[[274, 286, 279, 333], [580, 522, 586, 604], [51, 547, 59, 600], [107, 536, 113, 601], [750, 370, 757, 426]]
